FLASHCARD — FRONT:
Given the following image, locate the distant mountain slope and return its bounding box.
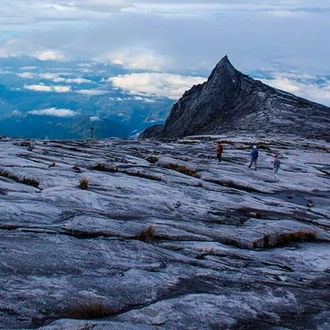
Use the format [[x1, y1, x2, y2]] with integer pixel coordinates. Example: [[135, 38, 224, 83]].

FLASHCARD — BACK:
[[140, 56, 330, 141], [0, 115, 130, 139], [0, 88, 172, 138]]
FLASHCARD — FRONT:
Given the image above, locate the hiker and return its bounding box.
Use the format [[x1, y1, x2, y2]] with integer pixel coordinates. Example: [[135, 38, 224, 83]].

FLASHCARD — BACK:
[[272, 153, 281, 181], [216, 142, 223, 163], [248, 145, 258, 170]]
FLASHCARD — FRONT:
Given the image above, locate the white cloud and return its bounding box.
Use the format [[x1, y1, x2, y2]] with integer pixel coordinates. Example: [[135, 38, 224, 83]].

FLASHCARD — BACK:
[[0, 0, 329, 102], [89, 116, 101, 122], [121, 1, 330, 17], [260, 72, 330, 106], [53, 85, 71, 93], [18, 72, 92, 84], [20, 66, 37, 70], [1, 1, 329, 26], [109, 97, 124, 101], [28, 107, 77, 117], [94, 48, 172, 71], [76, 89, 108, 95], [17, 72, 34, 79], [24, 84, 71, 93], [0, 38, 72, 61], [12, 110, 22, 116], [0, 38, 32, 58], [38, 73, 61, 80], [109, 72, 206, 99], [61, 77, 91, 84], [24, 84, 52, 92], [34, 50, 67, 61]]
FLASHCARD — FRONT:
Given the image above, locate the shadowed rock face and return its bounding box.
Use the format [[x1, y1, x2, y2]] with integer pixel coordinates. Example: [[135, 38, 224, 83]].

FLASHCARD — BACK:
[[1, 135, 330, 329], [140, 56, 330, 140]]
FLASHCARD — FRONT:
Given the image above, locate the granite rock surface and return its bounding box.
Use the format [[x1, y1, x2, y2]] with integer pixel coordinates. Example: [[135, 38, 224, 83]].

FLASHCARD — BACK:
[[0, 135, 330, 329]]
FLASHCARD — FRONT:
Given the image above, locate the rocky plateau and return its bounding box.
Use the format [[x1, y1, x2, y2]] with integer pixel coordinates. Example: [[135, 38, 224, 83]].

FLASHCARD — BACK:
[[1, 134, 330, 329]]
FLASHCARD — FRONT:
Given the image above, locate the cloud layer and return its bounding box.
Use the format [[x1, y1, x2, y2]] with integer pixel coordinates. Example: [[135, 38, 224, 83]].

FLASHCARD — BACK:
[[28, 107, 77, 117], [0, 1, 329, 105], [109, 73, 205, 99], [24, 84, 71, 93]]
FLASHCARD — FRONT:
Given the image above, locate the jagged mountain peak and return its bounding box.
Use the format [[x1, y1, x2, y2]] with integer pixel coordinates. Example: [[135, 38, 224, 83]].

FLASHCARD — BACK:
[[205, 55, 240, 88], [213, 55, 237, 72], [140, 56, 330, 141]]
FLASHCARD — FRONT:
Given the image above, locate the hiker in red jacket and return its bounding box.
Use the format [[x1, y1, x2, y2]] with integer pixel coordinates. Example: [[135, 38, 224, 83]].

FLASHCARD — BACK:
[[216, 142, 223, 163]]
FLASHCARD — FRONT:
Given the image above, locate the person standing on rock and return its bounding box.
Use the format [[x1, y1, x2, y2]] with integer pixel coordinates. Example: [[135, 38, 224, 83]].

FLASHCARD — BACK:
[[272, 153, 281, 181], [216, 142, 223, 163], [248, 145, 259, 170]]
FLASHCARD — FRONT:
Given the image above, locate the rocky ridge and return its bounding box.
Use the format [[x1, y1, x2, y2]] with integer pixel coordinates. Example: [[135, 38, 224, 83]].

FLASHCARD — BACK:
[[140, 56, 330, 141], [0, 134, 330, 329]]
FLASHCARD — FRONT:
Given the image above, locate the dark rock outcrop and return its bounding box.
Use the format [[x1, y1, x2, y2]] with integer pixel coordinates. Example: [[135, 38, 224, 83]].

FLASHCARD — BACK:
[[139, 56, 330, 140]]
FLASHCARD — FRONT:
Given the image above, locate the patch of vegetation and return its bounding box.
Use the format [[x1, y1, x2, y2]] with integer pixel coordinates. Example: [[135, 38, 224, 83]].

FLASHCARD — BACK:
[[78, 177, 89, 190], [277, 231, 317, 246], [205, 178, 260, 193], [162, 163, 200, 178], [0, 169, 19, 181], [122, 170, 161, 181], [94, 162, 105, 170], [15, 141, 31, 147], [138, 224, 156, 243], [319, 168, 330, 177], [65, 300, 116, 320], [72, 164, 81, 173], [92, 162, 118, 172], [0, 170, 39, 187], [257, 144, 272, 152], [146, 156, 159, 164], [255, 211, 263, 219], [22, 176, 39, 188], [254, 230, 318, 249], [178, 140, 200, 144], [196, 247, 215, 259]]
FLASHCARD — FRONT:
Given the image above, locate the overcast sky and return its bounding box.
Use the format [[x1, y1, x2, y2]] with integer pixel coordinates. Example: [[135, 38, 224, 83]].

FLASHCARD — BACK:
[[1, 0, 330, 105]]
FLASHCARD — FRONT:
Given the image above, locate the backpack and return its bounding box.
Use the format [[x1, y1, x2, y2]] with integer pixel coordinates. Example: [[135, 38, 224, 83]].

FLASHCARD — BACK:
[[251, 149, 258, 158], [274, 159, 280, 167]]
